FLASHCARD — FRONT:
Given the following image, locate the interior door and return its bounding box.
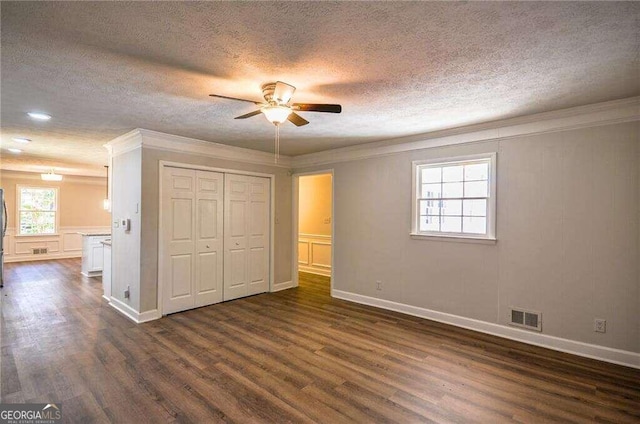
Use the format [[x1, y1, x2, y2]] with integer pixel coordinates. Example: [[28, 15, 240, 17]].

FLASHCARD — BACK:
[[224, 174, 270, 301], [162, 167, 224, 314]]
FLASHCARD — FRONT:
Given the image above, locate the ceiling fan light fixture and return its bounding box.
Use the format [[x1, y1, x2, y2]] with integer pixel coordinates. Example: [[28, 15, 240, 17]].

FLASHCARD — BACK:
[[261, 105, 292, 125]]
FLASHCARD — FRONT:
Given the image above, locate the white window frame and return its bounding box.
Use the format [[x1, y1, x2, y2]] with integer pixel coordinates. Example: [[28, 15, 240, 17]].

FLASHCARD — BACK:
[[410, 153, 497, 243], [16, 185, 60, 237]]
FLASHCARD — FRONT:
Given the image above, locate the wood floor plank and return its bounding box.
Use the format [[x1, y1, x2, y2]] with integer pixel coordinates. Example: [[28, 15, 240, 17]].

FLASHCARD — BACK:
[[1, 259, 639, 423]]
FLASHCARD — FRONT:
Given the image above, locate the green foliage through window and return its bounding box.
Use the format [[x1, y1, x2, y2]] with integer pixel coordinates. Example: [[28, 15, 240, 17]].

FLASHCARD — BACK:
[[18, 187, 57, 235]]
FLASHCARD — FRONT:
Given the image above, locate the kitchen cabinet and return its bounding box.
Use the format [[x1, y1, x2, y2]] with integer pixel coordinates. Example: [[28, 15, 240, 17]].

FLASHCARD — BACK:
[[79, 233, 110, 277]]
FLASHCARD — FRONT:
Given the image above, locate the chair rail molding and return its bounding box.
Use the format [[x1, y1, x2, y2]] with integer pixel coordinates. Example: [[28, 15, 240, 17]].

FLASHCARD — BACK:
[[4, 226, 111, 263], [298, 233, 332, 277]]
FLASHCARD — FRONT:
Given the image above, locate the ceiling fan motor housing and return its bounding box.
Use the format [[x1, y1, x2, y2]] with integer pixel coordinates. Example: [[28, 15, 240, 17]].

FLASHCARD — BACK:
[[262, 81, 296, 105], [261, 82, 278, 104]]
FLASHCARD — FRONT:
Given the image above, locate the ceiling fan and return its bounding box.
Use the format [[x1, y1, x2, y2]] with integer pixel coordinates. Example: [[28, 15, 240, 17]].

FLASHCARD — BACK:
[[209, 81, 342, 127]]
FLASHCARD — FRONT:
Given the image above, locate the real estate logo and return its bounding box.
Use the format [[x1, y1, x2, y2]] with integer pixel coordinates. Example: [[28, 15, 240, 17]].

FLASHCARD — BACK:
[[0, 403, 62, 424]]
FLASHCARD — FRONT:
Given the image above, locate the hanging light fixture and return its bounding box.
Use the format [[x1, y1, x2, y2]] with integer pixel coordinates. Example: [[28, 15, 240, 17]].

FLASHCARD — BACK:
[[260, 105, 292, 124], [41, 169, 63, 181], [103, 165, 110, 210], [260, 105, 292, 164]]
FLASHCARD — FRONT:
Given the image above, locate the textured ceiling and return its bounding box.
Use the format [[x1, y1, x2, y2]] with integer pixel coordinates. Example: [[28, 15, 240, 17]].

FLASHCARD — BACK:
[[1, 1, 638, 176]]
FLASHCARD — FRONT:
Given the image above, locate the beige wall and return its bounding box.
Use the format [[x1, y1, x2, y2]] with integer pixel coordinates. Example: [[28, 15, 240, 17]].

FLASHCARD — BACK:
[[0, 170, 110, 228], [295, 121, 640, 354], [298, 174, 332, 236]]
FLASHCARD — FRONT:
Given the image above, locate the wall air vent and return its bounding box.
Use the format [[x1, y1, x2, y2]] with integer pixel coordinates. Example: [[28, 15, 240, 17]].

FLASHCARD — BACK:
[[509, 307, 542, 332], [32, 248, 48, 255]]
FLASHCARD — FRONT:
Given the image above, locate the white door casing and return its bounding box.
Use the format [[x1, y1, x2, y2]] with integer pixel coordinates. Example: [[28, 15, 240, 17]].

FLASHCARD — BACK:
[[224, 174, 270, 301]]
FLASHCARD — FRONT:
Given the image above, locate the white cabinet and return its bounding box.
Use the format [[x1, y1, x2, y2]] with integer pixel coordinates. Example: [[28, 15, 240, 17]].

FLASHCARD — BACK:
[[80, 234, 110, 277]]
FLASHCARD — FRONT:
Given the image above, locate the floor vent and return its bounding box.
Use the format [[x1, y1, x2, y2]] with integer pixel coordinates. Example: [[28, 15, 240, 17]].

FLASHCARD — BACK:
[[32, 248, 48, 255], [509, 307, 542, 331]]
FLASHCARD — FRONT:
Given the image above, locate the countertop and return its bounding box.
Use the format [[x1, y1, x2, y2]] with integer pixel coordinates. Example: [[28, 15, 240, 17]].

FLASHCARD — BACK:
[[77, 232, 111, 237]]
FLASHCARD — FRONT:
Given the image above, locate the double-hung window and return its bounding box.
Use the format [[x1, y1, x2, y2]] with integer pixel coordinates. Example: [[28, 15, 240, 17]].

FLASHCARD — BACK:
[[17, 186, 59, 236], [412, 153, 496, 241]]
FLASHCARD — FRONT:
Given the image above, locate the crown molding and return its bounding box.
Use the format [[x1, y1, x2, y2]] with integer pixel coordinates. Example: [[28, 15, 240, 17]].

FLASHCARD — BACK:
[[291, 96, 640, 169], [139, 129, 292, 168], [105, 128, 292, 168], [104, 129, 143, 157], [105, 97, 639, 170]]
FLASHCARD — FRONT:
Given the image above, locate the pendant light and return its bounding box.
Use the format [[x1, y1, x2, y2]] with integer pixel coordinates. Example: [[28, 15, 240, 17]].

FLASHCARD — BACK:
[[103, 165, 110, 210], [41, 169, 63, 181]]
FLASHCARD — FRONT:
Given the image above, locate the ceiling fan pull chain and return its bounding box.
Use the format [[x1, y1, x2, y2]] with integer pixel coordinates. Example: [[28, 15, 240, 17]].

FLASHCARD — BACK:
[[275, 123, 280, 164]]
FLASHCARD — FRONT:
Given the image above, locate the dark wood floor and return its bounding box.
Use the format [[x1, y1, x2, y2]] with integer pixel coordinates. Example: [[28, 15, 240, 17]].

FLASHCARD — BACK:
[[1, 260, 639, 423]]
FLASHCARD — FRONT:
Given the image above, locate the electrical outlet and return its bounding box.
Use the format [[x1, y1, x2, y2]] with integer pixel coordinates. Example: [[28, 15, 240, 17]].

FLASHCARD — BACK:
[[324, 217, 331, 224], [376, 280, 382, 291], [124, 285, 130, 299], [594, 319, 606, 333]]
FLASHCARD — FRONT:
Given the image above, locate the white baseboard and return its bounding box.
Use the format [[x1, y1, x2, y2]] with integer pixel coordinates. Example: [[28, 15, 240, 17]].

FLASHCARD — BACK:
[[332, 289, 640, 370], [272, 280, 296, 292], [108, 297, 161, 324], [4, 252, 81, 263], [138, 309, 162, 323], [298, 265, 331, 277]]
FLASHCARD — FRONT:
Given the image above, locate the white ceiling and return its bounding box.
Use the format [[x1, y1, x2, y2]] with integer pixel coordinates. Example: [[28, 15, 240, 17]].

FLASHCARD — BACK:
[[1, 2, 638, 176]]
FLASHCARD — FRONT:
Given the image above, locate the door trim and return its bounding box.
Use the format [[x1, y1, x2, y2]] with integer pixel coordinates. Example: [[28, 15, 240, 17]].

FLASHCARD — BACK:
[[158, 160, 276, 316], [291, 169, 335, 294]]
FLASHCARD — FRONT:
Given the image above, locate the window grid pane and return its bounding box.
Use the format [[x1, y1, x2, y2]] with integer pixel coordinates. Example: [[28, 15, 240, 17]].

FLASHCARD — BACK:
[[18, 188, 57, 235], [417, 159, 491, 236]]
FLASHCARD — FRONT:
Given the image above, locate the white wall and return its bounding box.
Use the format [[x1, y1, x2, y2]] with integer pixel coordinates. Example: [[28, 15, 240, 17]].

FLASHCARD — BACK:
[[110, 147, 142, 312], [296, 121, 640, 355]]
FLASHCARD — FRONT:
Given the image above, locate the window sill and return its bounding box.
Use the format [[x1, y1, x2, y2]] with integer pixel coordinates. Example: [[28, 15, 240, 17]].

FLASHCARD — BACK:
[[409, 233, 497, 245]]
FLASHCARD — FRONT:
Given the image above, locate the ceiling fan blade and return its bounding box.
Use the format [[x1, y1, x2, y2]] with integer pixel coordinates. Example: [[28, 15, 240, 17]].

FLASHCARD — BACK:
[[273, 81, 296, 104], [209, 94, 260, 104], [292, 103, 342, 113], [234, 110, 263, 119], [287, 112, 309, 127]]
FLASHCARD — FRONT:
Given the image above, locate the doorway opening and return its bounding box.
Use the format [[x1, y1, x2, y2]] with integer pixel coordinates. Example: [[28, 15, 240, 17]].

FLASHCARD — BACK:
[[293, 171, 333, 295]]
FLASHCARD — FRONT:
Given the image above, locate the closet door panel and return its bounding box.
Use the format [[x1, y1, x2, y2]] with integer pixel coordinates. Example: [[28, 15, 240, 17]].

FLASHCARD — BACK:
[[162, 168, 197, 314], [194, 170, 224, 307]]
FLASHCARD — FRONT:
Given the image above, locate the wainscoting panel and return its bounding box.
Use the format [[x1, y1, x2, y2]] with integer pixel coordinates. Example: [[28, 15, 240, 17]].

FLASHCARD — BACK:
[[4, 226, 111, 263], [298, 233, 331, 276]]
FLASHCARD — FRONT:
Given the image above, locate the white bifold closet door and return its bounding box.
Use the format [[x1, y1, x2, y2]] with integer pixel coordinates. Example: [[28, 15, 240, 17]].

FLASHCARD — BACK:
[[162, 168, 224, 314], [223, 174, 270, 301], [161, 167, 270, 314]]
